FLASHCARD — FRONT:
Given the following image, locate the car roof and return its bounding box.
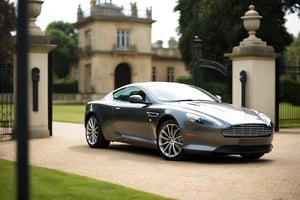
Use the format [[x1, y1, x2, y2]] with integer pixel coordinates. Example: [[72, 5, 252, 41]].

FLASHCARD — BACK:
[[127, 81, 185, 88]]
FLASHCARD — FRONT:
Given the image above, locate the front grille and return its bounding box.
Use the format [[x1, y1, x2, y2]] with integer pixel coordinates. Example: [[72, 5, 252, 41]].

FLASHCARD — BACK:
[[222, 124, 273, 138]]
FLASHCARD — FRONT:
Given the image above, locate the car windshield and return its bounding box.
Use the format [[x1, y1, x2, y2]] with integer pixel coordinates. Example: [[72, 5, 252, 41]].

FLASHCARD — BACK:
[[147, 84, 217, 102]]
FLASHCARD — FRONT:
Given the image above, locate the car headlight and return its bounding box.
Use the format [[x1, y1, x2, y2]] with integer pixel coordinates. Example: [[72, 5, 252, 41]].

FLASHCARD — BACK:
[[186, 113, 226, 128], [258, 112, 272, 127]]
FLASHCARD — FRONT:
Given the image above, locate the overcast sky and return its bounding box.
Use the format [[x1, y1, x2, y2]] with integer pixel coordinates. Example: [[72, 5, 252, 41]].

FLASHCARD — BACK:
[[12, 0, 300, 47]]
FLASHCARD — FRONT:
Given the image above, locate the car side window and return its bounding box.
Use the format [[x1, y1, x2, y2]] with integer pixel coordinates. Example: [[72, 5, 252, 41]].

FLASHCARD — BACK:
[[113, 86, 147, 102]]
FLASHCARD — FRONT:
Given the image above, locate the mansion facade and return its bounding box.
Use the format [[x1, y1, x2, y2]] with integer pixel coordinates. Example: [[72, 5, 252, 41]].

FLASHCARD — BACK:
[[75, 0, 190, 96]]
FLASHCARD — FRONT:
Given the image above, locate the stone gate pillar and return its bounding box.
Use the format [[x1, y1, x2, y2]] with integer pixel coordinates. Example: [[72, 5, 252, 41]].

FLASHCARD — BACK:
[[14, 0, 56, 138], [226, 5, 278, 124]]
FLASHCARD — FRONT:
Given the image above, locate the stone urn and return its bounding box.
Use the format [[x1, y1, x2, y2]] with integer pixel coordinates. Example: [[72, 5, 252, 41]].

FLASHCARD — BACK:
[[241, 5, 265, 45], [242, 5, 262, 35], [28, 0, 44, 35], [230, 4, 275, 54], [240, 5, 263, 44]]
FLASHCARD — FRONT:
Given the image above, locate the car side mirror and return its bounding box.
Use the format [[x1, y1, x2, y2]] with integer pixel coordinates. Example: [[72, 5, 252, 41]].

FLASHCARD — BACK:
[[129, 95, 144, 103], [215, 95, 222, 102]]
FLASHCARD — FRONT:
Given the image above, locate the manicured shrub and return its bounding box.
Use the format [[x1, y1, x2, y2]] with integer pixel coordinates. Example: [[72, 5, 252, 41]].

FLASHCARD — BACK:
[[280, 77, 300, 105], [53, 81, 78, 93]]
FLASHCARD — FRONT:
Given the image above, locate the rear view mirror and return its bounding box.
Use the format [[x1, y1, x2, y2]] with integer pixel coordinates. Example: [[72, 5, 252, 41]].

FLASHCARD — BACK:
[[129, 95, 144, 103], [215, 95, 222, 102]]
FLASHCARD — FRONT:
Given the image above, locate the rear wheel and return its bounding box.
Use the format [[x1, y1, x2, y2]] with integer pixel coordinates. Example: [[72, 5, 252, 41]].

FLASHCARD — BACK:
[[86, 115, 110, 148], [240, 153, 264, 160], [157, 120, 184, 160]]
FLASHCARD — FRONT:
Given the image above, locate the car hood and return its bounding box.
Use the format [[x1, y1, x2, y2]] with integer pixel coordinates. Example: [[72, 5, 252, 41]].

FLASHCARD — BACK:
[[178, 101, 267, 126]]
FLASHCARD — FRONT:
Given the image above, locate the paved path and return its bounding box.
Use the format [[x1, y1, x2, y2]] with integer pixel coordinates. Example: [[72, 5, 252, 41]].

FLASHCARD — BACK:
[[0, 122, 300, 200]]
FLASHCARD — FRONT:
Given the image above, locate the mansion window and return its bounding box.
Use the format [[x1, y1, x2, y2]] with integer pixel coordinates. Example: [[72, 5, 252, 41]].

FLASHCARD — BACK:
[[85, 64, 91, 93], [85, 30, 92, 52], [167, 67, 174, 82], [117, 30, 130, 49], [74, 66, 79, 81], [152, 66, 156, 81]]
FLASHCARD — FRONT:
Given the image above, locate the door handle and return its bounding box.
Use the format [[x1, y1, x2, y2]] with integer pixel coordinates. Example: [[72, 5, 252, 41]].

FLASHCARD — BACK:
[[146, 112, 159, 118]]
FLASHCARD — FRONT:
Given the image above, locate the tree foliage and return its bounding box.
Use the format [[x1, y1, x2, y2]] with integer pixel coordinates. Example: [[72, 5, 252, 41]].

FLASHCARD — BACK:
[[285, 33, 300, 65], [46, 21, 78, 80], [0, 0, 16, 56], [175, 0, 300, 69]]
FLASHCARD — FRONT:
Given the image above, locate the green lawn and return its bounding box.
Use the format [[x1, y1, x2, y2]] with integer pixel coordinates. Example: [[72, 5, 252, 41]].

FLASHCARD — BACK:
[[53, 104, 85, 123], [1, 105, 172, 199], [52, 103, 300, 127], [0, 104, 86, 124], [279, 102, 300, 128], [3, 103, 299, 126], [0, 159, 171, 200], [0, 104, 14, 126]]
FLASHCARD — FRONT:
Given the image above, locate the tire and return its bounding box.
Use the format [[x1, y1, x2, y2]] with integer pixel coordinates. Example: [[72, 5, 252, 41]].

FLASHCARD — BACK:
[[240, 153, 264, 160], [157, 120, 185, 160], [85, 115, 110, 148]]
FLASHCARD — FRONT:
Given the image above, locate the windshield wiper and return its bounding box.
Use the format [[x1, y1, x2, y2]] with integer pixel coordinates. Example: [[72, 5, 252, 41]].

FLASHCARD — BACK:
[[171, 99, 200, 102], [173, 99, 213, 102], [176, 99, 194, 102]]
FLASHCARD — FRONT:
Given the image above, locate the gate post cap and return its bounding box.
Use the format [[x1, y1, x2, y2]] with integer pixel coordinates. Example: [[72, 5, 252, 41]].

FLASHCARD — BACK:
[[241, 5, 262, 20], [241, 5, 263, 44]]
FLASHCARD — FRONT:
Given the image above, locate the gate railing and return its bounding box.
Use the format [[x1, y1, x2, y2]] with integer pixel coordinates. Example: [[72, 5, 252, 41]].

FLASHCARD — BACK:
[[0, 59, 14, 140], [193, 36, 232, 103], [278, 63, 300, 128], [279, 103, 300, 128], [0, 94, 13, 139]]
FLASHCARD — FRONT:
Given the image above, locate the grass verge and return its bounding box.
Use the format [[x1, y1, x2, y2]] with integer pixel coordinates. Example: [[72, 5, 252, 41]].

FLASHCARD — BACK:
[[279, 102, 300, 128], [52, 103, 300, 127], [0, 159, 170, 200], [53, 104, 85, 123]]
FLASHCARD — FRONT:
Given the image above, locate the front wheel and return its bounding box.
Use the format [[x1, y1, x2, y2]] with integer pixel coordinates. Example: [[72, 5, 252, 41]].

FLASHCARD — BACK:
[[86, 115, 110, 148], [157, 120, 185, 161]]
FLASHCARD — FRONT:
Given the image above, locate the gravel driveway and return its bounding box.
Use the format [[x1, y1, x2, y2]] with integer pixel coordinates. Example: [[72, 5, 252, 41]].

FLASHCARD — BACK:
[[0, 122, 300, 200]]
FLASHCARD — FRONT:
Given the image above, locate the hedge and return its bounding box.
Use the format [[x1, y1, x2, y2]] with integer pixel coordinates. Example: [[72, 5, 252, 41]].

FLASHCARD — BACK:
[[280, 78, 300, 105], [53, 81, 78, 93]]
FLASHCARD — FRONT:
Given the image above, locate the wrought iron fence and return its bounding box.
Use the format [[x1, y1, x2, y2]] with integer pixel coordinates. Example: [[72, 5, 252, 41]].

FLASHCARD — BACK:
[[0, 59, 14, 140], [278, 64, 300, 128], [193, 36, 232, 103]]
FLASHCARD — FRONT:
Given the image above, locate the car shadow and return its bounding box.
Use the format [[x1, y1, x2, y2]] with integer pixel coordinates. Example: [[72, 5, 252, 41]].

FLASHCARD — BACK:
[[109, 143, 159, 157], [70, 143, 273, 165], [185, 154, 273, 164], [69, 143, 158, 157]]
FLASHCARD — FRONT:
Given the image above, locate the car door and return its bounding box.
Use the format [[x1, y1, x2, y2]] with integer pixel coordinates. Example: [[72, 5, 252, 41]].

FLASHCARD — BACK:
[[112, 86, 157, 146]]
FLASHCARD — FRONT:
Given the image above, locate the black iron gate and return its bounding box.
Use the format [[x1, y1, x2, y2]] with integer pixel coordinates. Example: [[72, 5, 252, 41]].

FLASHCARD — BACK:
[[0, 54, 14, 140], [193, 36, 232, 103], [277, 63, 300, 128]]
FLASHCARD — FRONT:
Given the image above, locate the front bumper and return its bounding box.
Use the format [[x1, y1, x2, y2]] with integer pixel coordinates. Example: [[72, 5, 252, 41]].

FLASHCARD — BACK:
[[182, 127, 273, 155], [213, 144, 273, 155]]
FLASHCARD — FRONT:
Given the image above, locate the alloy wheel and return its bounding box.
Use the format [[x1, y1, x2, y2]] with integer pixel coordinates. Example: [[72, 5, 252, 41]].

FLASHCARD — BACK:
[[158, 121, 184, 160], [86, 116, 99, 146]]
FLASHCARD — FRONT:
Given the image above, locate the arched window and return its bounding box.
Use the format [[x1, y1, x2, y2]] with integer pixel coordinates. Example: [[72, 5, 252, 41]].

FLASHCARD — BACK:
[[114, 63, 131, 89]]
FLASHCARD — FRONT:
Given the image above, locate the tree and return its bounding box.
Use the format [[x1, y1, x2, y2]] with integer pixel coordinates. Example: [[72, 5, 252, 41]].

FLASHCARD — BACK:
[[46, 21, 78, 80], [0, 0, 16, 93], [0, 0, 16, 56], [175, 0, 300, 69], [285, 33, 300, 65], [47, 21, 77, 39]]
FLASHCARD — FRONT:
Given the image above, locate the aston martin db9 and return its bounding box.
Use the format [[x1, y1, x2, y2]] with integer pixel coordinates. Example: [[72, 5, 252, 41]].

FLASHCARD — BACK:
[[85, 82, 273, 160]]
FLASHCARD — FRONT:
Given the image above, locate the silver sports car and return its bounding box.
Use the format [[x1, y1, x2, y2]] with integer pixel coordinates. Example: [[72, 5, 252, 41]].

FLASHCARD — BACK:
[[85, 82, 273, 160]]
